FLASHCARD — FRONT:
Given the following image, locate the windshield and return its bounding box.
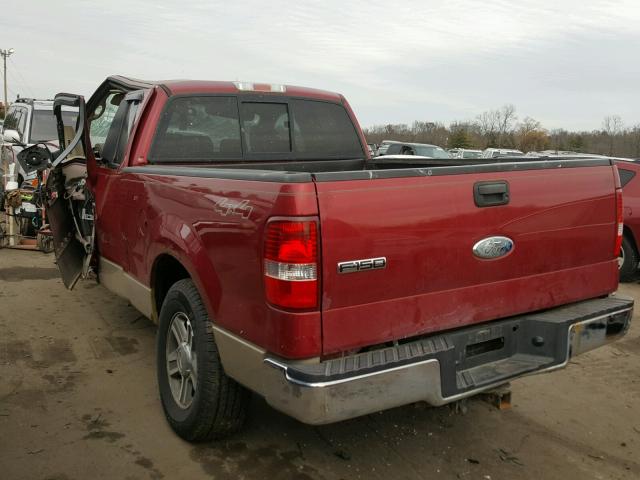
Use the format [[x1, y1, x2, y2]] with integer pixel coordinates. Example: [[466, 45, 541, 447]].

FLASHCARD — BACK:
[[462, 151, 482, 158], [414, 146, 450, 159], [31, 109, 77, 143]]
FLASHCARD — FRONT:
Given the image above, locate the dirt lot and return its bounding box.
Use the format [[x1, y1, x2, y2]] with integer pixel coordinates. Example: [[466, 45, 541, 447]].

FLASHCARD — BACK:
[[0, 248, 639, 480]]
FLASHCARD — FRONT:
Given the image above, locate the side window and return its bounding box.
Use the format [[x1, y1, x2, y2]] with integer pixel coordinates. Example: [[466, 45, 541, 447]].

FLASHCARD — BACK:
[[619, 168, 636, 188], [3, 108, 18, 130], [400, 146, 415, 155], [240, 102, 291, 154], [386, 144, 402, 155], [89, 92, 124, 153], [150, 96, 242, 162]]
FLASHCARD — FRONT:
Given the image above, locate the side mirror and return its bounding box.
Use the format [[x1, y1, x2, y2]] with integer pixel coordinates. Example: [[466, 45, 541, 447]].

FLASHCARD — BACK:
[[3, 129, 22, 144]]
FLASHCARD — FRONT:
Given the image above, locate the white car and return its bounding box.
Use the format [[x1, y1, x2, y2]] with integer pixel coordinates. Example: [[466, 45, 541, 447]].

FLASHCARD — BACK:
[[482, 148, 524, 158], [382, 142, 450, 159], [449, 148, 483, 159], [1, 98, 77, 187], [375, 140, 402, 156]]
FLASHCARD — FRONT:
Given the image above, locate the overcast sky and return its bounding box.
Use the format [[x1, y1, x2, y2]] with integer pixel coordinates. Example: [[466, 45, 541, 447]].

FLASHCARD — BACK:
[[1, 0, 639, 130]]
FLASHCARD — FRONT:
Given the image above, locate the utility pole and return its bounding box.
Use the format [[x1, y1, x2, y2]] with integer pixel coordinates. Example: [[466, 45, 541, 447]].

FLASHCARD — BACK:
[[0, 48, 15, 247], [0, 48, 15, 116]]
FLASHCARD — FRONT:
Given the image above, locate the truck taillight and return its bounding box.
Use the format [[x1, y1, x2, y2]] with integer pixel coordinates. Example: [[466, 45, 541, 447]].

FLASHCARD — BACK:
[[615, 188, 623, 256], [264, 220, 319, 309]]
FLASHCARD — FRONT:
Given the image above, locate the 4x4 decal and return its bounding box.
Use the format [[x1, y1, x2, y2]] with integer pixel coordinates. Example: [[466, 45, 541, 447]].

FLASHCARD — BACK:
[[214, 197, 253, 219]]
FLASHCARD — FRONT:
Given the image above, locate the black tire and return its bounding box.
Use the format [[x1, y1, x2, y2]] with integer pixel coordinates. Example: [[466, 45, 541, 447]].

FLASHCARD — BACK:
[[157, 278, 249, 442], [619, 235, 639, 282]]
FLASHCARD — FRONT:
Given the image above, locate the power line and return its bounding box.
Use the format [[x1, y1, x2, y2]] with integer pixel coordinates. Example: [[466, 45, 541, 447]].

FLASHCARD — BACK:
[[5, 65, 26, 98], [8, 57, 36, 98]]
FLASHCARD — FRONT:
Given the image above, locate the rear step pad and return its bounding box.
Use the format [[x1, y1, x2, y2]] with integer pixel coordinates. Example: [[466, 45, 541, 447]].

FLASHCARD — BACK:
[[456, 354, 553, 390]]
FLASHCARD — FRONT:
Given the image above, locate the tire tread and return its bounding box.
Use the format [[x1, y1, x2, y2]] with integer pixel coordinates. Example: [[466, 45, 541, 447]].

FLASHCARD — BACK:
[[158, 279, 249, 442]]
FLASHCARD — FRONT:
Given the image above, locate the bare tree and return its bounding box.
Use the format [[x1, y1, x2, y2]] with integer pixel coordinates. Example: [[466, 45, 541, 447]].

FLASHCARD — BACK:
[[602, 115, 624, 155], [630, 124, 640, 158], [475, 110, 500, 147], [363, 108, 640, 158], [497, 104, 517, 147]]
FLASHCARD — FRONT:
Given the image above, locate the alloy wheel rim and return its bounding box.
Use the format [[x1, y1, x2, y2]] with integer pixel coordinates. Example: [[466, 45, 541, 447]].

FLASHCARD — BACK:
[[166, 311, 197, 409]]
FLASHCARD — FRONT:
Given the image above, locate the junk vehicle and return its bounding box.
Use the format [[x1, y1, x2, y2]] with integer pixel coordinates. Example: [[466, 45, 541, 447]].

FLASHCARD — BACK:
[[482, 148, 524, 158], [450, 148, 483, 159], [1, 98, 77, 186], [380, 141, 450, 158], [40, 76, 632, 441], [1, 99, 76, 247]]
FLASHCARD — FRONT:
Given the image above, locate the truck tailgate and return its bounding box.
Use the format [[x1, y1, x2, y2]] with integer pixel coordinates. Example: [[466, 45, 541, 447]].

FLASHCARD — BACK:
[[315, 161, 619, 354]]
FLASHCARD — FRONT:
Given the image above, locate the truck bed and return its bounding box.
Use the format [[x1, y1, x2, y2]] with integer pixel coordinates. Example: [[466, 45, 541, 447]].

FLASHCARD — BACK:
[[122, 156, 619, 357]]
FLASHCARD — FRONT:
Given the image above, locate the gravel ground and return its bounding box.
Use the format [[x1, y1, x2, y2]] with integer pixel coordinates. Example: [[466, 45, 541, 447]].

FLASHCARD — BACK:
[[0, 247, 639, 480]]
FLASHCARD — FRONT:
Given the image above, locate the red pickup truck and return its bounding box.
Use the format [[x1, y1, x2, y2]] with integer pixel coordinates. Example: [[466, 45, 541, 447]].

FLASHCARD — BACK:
[[41, 76, 632, 442]]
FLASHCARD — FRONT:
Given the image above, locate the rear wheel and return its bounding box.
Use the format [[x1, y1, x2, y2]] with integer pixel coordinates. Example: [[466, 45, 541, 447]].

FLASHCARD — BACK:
[[157, 279, 249, 442], [619, 235, 639, 282]]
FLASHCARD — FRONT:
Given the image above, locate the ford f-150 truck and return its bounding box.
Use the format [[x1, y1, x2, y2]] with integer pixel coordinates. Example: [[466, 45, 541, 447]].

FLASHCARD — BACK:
[[38, 76, 633, 442]]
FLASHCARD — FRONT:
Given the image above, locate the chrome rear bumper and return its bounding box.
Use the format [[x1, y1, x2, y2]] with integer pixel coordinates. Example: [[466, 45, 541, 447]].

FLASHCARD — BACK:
[[214, 296, 632, 425]]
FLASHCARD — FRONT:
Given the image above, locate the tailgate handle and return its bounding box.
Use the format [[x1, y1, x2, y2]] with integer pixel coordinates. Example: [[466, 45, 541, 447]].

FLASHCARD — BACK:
[[474, 181, 509, 207]]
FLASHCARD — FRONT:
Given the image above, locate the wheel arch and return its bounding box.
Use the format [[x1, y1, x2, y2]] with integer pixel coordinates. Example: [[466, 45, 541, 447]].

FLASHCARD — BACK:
[[146, 227, 222, 324], [150, 253, 191, 321]]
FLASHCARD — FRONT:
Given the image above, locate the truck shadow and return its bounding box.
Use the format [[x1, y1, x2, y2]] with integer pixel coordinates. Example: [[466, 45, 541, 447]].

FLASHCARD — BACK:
[[190, 396, 485, 480]]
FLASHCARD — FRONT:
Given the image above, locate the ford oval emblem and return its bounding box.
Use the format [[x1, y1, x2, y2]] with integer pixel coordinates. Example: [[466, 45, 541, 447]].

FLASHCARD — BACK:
[[473, 236, 514, 259]]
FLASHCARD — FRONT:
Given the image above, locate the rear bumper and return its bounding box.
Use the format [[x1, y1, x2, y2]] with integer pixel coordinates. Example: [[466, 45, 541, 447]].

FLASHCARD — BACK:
[[214, 295, 633, 425]]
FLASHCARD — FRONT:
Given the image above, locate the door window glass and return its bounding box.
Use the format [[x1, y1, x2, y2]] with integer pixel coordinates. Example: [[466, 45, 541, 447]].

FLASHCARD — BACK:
[[89, 92, 124, 151]]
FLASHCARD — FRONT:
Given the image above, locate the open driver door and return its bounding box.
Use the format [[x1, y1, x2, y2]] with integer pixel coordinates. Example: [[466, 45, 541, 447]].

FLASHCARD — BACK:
[[47, 93, 96, 289]]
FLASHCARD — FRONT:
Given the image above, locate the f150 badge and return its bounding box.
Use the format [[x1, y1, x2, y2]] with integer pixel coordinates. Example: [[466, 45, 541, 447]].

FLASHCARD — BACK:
[[473, 236, 514, 259], [337, 257, 387, 274]]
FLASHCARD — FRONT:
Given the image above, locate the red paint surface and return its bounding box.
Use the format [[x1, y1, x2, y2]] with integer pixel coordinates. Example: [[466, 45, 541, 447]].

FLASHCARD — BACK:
[[316, 168, 619, 353], [616, 161, 640, 248]]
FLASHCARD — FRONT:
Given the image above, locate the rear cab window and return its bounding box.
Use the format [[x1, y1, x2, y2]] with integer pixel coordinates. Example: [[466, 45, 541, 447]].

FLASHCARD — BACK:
[[241, 102, 291, 154], [149, 95, 364, 163]]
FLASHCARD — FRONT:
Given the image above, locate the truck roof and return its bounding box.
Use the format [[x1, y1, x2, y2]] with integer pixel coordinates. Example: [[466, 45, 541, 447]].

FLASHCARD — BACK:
[[107, 75, 344, 103]]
